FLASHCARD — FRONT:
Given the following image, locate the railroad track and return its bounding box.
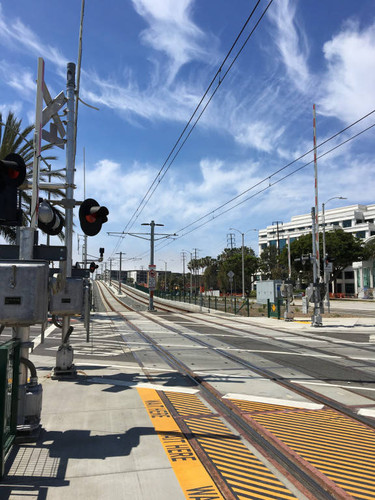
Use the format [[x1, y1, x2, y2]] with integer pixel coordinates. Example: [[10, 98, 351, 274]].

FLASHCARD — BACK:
[[94, 279, 375, 500], [104, 281, 375, 377]]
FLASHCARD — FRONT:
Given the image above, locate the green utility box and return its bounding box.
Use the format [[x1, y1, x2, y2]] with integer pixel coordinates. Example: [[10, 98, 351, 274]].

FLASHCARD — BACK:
[[0, 340, 20, 478]]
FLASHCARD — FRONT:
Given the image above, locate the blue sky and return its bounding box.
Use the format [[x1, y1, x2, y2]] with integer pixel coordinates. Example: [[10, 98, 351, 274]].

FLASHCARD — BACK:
[[1, 0, 375, 273]]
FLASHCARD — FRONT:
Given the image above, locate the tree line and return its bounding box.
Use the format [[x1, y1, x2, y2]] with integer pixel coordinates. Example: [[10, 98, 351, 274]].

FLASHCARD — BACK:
[[158, 230, 373, 295]]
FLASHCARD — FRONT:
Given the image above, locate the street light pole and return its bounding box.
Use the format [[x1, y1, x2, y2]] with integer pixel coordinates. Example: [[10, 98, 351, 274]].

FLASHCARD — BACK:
[[322, 196, 347, 312], [159, 260, 167, 292], [229, 228, 245, 298], [183, 249, 193, 297]]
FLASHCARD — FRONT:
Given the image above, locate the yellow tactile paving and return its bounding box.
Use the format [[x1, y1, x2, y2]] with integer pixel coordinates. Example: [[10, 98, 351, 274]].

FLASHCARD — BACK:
[[138, 388, 224, 499], [236, 403, 375, 500], [164, 392, 297, 500]]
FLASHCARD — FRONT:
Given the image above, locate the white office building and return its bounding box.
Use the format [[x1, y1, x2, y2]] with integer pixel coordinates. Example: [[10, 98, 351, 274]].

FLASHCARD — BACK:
[[258, 204, 375, 297]]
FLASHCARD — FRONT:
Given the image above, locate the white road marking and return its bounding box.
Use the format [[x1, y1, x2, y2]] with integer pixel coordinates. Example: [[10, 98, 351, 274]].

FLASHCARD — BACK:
[[33, 324, 57, 349], [358, 408, 375, 417], [295, 381, 375, 392], [223, 392, 323, 410], [90, 376, 199, 394]]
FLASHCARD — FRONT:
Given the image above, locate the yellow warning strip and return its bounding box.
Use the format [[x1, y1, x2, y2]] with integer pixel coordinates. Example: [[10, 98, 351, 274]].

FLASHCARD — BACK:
[[138, 388, 224, 500]]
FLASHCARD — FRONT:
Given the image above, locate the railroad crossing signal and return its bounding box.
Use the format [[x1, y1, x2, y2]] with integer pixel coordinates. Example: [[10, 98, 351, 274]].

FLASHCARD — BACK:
[[79, 198, 109, 236], [89, 262, 99, 273], [38, 199, 64, 235], [0, 153, 26, 226]]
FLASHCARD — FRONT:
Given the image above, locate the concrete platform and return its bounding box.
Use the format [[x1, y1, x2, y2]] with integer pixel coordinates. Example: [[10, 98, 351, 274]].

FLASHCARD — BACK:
[[1, 319, 186, 500]]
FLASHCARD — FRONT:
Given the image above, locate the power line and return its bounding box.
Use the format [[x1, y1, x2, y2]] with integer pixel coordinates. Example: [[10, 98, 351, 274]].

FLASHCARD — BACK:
[[151, 112, 375, 251], [175, 110, 375, 236], [110, 0, 274, 258]]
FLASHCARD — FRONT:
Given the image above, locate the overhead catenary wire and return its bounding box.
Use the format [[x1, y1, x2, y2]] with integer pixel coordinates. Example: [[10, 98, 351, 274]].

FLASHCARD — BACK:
[[175, 109, 375, 236], [145, 111, 375, 254], [120, 109, 375, 262], [110, 0, 274, 258]]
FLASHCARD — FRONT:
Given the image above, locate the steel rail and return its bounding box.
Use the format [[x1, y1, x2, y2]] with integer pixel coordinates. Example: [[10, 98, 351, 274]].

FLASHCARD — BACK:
[[103, 281, 375, 409], [95, 281, 369, 499]]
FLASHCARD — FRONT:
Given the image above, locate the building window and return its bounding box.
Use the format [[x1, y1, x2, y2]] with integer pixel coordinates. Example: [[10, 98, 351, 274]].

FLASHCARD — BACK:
[[342, 219, 352, 227], [363, 268, 370, 288], [344, 271, 354, 280], [345, 283, 355, 294], [279, 239, 287, 249], [332, 221, 340, 226], [371, 231, 375, 236], [260, 243, 267, 250], [269, 240, 276, 247], [356, 231, 366, 239]]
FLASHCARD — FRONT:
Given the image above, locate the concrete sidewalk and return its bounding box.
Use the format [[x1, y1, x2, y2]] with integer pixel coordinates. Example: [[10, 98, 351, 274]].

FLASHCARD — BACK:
[[1, 317, 186, 500], [245, 315, 375, 332]]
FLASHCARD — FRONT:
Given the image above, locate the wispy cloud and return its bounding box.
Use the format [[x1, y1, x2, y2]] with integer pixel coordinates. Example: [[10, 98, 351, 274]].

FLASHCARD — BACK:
[[0, 4, 67, 69], [267, 0, 310, 93], [131, 0, 217, 83]]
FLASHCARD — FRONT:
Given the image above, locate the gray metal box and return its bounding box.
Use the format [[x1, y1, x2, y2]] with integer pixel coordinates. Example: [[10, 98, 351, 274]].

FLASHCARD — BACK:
[[0, 261, 49, 325], [256, 280, 283, 304], [49, 277, 84, 315]]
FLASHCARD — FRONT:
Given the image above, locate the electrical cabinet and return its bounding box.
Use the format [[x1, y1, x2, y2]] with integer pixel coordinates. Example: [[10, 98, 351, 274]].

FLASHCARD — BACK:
[[0, 261, 49, 325], [49, 277, 84, 315], [256, 280, 283, 304]]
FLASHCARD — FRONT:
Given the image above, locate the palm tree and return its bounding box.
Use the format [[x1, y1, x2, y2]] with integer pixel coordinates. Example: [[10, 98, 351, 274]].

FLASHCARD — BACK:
[[0, 111, 65, 243]]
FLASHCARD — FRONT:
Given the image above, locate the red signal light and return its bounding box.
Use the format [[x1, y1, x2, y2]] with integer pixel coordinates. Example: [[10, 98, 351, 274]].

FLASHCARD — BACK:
[[79, 198, 109, 236]]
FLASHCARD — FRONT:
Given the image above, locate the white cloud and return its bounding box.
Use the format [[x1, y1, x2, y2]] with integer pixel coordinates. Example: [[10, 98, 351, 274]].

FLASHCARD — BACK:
[[234, 120, 286, 152], [319, 21, 375, 122], [131, 0, 215, 82], [0, 4, 66, 68], [0, 101, 23, 119], [83, 73, 199, 124], [267, 0, 310, 93]]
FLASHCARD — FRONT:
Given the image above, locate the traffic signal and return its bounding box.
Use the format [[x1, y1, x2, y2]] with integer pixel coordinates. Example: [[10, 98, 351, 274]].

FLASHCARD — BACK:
[[0, 153, 26, 225], [99, 247, 104, 262], [79, 198, 109, 236], [89, 262, 99, 273], [38, 199, 64, 235]]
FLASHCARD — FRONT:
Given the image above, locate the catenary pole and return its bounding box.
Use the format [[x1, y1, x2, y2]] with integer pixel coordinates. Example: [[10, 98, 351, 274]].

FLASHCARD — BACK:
[[313, 105, 320, 278]]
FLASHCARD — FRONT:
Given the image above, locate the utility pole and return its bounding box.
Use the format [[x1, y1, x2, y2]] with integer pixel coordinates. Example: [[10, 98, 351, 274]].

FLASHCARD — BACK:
[[142, 221, 164, 311], [272, 221, 283, 255], [183, 249, 193, 297], [230, 227, 245, 299], [181, 251, 187, 296], [109, 225, 176, 310], [311, 207, 322, 327], [159, 259, 170, 292], [116, 251, 124, 294], [227, 233, 235, 249], [192, 248, 200, 295], [313, 104, 320, 279]]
